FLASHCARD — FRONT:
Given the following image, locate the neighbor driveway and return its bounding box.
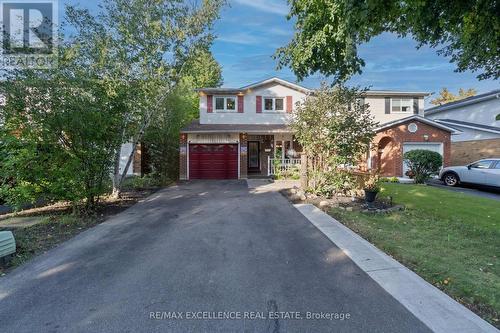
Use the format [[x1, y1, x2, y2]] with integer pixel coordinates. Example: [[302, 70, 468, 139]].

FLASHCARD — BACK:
[[0, 181, 430, 333]]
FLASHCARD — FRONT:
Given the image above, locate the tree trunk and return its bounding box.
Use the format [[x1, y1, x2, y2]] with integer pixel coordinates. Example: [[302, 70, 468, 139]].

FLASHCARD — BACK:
[[111, 146, 122, 198]]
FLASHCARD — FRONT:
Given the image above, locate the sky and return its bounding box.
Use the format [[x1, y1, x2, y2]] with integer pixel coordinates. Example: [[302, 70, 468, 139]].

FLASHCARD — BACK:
[[60, 0, 499, 104]]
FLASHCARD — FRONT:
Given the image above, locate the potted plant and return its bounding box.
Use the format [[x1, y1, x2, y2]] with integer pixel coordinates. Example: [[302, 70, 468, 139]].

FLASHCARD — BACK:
[[364, 174, 380, 207]]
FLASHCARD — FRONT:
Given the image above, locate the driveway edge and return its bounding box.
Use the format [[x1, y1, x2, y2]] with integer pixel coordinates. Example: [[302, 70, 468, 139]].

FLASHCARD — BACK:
[[294, 204, 498, 333]]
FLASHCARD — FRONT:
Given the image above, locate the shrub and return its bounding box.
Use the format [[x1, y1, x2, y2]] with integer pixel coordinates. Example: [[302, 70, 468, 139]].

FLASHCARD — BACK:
[[403, 150, 443, 184], [380, 176, 399, 183]]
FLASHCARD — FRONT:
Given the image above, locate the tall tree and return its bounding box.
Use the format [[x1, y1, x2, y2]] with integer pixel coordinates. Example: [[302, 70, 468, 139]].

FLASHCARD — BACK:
[[65, 0, 224, 196], [0, 48, 124, 210], [292, 85, 377, 195], [430, 88, 477, 105], [276, 0, 500, 82], [142, 46, 223, 183]]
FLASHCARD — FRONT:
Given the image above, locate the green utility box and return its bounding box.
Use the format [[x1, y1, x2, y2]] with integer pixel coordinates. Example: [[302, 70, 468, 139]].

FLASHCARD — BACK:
[[0, 231, 16, 262]]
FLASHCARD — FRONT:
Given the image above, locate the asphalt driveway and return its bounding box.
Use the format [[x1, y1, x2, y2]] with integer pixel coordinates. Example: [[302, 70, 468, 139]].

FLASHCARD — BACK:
[[0, 181, 430, 333]]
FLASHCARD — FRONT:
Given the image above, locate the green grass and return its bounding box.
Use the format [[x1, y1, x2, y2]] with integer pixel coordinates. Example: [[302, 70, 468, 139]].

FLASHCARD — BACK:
[[329, 183, 500, 326]]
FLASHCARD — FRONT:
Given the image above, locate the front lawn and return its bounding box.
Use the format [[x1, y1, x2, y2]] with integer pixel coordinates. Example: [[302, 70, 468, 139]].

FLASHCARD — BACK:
[[329, 183, 499, 327]]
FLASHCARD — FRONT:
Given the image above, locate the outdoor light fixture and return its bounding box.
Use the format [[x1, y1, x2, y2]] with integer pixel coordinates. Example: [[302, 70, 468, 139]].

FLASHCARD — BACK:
[[423, 134, 429, 141]]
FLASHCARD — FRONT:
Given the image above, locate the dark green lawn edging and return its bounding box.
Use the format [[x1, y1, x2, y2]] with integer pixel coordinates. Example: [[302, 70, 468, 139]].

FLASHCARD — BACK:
[[329, 183, 499, 327]]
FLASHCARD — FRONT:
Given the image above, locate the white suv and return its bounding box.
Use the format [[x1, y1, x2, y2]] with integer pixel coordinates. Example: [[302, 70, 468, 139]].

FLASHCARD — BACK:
[[439, 159, 500, 187]]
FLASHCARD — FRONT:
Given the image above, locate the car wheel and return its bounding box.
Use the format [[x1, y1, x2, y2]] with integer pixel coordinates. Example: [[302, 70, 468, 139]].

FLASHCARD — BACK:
[[443, 173, 459, 187]]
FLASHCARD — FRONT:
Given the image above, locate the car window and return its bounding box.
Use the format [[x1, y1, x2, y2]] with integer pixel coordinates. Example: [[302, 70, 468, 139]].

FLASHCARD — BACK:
[[470, 160, 494, 169], [493, 161, 500, 169]]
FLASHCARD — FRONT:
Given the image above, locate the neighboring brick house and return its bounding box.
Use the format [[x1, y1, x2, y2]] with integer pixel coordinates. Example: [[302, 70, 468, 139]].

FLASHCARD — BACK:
[[426, 89, 500, 165], [179, 77, 456, 180]]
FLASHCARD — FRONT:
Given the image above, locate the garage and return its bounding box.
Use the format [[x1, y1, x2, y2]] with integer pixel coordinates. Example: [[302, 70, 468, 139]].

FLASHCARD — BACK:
[[402, 143, 443, 176], [189, 144, 238, 179]]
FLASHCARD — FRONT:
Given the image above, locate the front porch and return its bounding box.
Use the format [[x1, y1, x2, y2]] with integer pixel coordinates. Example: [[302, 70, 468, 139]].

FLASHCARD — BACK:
[[179, 121, 303, 180], [245, 134, 302, 178]]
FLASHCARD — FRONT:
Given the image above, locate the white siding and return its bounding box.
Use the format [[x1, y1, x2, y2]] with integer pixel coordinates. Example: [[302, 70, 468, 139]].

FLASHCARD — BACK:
[[187, 133, 239, 143], [198, 82, 425, 126], [200, 83, 304, 125], [426, 97, 500, 142], [119, 143, 136, 176], [427, 98, 500, 127], [366, 96, 424, 124]]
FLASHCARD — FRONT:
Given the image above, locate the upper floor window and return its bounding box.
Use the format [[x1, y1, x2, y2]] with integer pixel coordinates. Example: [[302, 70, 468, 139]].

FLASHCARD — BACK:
[[264, 97, 284, 112], [214, 96, 236, 112], [391, 98, 413, 113]]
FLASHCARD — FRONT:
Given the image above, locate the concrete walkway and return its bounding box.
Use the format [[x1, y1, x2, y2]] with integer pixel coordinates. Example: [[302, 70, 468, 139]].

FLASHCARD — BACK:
[[295, 204, 498, 333], [0, 180, 430, 333]]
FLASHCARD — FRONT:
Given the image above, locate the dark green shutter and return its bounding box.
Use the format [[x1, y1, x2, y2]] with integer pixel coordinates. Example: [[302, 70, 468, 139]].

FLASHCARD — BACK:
[[385, 97, 390, 114], [413, 98, 419, 114]]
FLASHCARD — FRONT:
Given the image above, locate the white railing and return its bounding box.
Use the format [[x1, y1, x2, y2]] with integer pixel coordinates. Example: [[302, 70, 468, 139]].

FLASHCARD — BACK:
[[268, 157, 301, 176]]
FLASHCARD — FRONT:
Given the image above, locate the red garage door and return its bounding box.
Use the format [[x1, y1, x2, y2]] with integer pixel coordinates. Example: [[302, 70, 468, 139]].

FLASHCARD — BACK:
[[189, 144, 238, 179]]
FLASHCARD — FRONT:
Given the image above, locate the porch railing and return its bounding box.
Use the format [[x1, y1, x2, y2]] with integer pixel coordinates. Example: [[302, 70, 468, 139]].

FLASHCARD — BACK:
[[267, 157, 301, 176]]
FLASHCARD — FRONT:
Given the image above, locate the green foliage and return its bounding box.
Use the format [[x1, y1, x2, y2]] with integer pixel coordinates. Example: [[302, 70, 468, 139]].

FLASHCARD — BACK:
[[277, 0, 499, 82], [293, 84, 378, 195], [121, 175, 161, 190], [142, 47, 223, 183], [380, 176, 399, 183], [403, 150, 443, 184], [364, 174, 381, 192], [0, 60, 121, 209], [430, 88, 477, 106], [496, 114, 500, 121], [0, 0, 224, 209], [65, 0, 225, 194]]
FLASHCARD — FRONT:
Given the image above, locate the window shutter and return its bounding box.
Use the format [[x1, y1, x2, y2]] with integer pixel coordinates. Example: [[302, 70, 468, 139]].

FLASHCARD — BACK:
[[207, 95, 213, 113], [238, 95, 244, 113], [385, 97, 390, 114], [286, 96, 293, 113], [413, 97, 419, 114], [256, 96, 262, 113], [360, 97, 365, 109]]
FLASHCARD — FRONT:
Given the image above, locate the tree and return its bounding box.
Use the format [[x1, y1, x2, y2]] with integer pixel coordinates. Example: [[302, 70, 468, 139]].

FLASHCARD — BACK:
[[276, 0, 499, 82], [403, 150, 442, 184], [0, 49, 123, 210], [430, 88, 477, 105], [292, 84, 378, 196], [0, 0, 224, 209], [65, 0, 224, 197], [142, 47, 223, 183]]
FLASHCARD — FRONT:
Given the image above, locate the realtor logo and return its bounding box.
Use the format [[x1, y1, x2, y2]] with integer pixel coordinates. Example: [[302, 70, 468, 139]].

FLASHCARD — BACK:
[[0, 0, 58, 69]]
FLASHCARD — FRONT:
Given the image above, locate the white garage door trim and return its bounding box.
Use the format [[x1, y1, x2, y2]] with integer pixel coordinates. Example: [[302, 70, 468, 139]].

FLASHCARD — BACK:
[[402, 142, 444, 177]]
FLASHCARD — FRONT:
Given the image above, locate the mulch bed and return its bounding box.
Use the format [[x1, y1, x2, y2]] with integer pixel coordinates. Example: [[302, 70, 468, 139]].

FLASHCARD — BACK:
[[280, 187, 403, 213], [0, 187, 161, 276]]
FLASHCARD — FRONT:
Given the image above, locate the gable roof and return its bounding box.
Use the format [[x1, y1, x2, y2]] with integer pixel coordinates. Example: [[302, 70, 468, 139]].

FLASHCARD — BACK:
[[375, 115, 461, 134], [196, 77, 429, 96], [434, 119, 500, 135], [425, 89, 500, 115], [239, 77, 312, 93], [196, 77, 312, 95], [363, 90, 429, 97]]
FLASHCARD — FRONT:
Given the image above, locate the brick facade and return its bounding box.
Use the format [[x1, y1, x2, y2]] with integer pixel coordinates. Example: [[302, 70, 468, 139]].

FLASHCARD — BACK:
[[239, 133, 248, 179], [372, 119, 451, 177], [133, 143, 142, 175], [450, 138, 500, 165], [179, 134, 188, 180]]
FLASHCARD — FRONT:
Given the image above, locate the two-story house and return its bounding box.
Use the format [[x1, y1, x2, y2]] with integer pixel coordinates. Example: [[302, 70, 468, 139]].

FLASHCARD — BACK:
[[425, 89, 500, 165], [179, 77, 457, 180]]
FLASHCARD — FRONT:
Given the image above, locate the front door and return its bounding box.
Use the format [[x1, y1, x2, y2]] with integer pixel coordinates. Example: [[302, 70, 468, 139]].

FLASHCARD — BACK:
[[247, 141, 260, 172]]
